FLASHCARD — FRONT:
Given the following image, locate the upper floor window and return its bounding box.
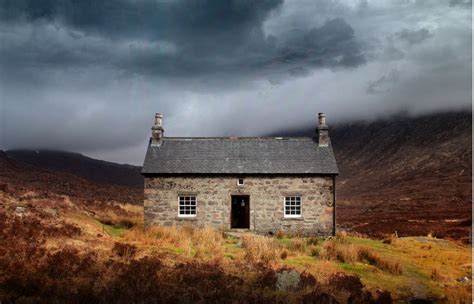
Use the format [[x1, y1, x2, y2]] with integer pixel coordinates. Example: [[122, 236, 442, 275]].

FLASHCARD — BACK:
[[284, 196, 302, 218], [237, 178, 244, 186], [178, 196, 197, 217]]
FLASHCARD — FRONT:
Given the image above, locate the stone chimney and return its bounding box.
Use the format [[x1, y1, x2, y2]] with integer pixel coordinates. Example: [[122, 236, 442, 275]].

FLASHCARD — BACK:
[[151, 113, 164, 145], [316, 113, 329, 146]]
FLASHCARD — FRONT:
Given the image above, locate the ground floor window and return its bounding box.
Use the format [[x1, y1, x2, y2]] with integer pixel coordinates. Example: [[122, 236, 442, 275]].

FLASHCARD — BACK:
[[178, 196, 197, 217], [284, 196, 301, 217]]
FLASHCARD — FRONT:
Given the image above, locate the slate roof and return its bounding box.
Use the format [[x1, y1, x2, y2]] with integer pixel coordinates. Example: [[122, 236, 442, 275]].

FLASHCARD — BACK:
[[142, 137, 338, 175]]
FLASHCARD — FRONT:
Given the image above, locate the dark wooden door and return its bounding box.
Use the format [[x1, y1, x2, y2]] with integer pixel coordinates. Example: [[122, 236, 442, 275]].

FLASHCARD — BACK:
[[231, 195, 250, 228]]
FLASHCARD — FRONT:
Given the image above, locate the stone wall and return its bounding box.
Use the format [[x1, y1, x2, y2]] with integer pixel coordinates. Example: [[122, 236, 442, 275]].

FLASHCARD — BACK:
[[144, 175, 335, 236]]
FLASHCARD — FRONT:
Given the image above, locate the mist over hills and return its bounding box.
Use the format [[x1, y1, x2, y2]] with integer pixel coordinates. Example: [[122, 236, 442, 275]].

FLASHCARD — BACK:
[[3, 110, 471, 239]]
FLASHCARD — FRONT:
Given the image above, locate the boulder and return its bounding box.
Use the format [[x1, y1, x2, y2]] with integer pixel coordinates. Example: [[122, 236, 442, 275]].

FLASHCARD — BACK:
[[276, 269, 301, 291]]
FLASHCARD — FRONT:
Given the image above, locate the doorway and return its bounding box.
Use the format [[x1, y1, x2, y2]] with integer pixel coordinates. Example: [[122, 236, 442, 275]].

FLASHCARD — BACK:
[[231, 195, 250, 229]]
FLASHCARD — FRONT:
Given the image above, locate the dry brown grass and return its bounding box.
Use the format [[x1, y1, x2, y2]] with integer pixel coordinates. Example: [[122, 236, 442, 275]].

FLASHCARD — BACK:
[[286, 237, 307, 252], [382, 233, 400, 246], [241, 234, 279, 265], [95, 208, 138, 229], [119, 203, 143, 215], [320, 239, 337, 260], [155, 225, 190, 246], [335, 230, 348, 243], [192, 226, 225, 262], [123, 225, 225, 260], [112, 242, 138, 259], [308, 245, 320, 257], [276, 230, 286, 239], [123, 225, 186, 248], [444, 285, 472, 304], [358, 247, 402, 275], [319, 239, 402, 275], [310, 261, 341, 284], [335, 243, 360, 264], [430, 268, 443, 282], [306, 236, 319, 246], [122, 224, 157, 245]]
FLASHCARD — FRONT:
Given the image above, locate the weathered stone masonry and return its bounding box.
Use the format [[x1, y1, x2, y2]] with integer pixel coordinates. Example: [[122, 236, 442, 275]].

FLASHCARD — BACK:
[[144, 175, 335, 235], [142, 112, 338, 236]]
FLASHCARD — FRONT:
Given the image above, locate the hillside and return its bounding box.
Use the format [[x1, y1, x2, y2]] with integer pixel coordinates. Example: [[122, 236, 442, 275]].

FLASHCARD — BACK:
[[0, 151, 142, 204], [332, 111, 471, 240], [273, 110, 472, 240], [5, 150, 143, 189]]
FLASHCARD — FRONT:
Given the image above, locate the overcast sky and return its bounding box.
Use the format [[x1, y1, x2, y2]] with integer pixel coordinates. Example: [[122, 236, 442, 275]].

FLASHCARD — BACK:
[[0, 0, 471, 164]]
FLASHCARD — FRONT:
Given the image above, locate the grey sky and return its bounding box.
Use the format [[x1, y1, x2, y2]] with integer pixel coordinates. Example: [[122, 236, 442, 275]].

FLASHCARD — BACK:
[[0, 0, 471, 164]]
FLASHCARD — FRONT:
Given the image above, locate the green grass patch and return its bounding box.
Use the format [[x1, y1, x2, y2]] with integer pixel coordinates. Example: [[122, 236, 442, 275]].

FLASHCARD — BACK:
[[104, 224, 124, 237], [275, 237, 293, 247], [284, 255, 318, 268], [164, 245, 186, 255], [92, 219, 125, 237], [224, 253, 235, 260]]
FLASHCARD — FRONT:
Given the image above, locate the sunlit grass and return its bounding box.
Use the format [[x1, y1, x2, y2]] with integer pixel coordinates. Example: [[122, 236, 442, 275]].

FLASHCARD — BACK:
[[81, 211, 472, 302]]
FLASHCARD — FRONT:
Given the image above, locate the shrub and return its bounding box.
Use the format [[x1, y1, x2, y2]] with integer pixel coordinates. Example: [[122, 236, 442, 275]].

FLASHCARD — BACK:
[[382, 233, 400, 246], [335, 244, 360, 264], [241, 234, 278, 265], [280, 250, 288, 260], [308, 245, 320, 257], [320, 240, 336, 260], [276, 230, 286, 239], [335, 230, 348, 243], [288, 237, 307, 252], [327, 273, 371, 302], [306, 236, 319, 246], [112, 242, 137, 259], [358, 247, 402, 275], [319, 239, 402, 275], [192, 226, 225, 261]]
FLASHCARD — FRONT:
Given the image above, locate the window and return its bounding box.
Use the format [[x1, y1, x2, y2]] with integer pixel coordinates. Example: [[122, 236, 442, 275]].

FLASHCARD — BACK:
[[237, 178, 244, 186], [178, 196, 197, 217], [284, 196, 302, 217]]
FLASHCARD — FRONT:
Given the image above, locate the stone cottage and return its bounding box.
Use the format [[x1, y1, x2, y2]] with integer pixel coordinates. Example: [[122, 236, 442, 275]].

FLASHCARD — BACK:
[[142, 113, 338, 235]]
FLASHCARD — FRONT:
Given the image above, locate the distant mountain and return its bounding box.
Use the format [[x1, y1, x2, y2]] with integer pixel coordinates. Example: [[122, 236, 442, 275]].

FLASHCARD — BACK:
[[5, 150, 143, 189], [272, 110, 472, 240], [0, 150, 142, 204]]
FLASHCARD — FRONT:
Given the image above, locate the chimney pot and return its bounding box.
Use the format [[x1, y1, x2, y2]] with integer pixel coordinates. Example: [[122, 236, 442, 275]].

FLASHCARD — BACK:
[[151, 113, 164, 145], [154, 113, 163, 127], [318, 113, 327, 126]]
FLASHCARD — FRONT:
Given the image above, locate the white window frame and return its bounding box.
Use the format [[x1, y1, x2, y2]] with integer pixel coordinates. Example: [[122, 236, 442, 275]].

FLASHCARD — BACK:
[[237, 178, 244, 186], [178, 195, 197, 217], [284, 196, 302, 218]]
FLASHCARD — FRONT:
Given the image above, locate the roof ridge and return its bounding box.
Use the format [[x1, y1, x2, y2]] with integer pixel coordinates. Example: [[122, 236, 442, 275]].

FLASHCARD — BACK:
[[142, 136, 338, 174], [162, 136, 314, 140]]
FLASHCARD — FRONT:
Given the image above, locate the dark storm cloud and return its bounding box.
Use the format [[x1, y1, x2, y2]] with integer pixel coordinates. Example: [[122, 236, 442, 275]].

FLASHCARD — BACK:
[[0, 0, 471, 164], [0, 0, 364, 81]]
